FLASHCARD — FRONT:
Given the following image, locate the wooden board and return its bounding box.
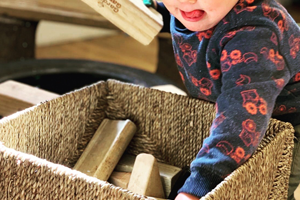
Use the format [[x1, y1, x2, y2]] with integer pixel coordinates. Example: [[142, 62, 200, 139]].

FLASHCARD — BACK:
[[0, 80, 59, 116], [73, 119, 137, 181], [151, 85, 187, 96], [38, 0, 97, 15], [115, 153, 182, 197], [0, 0, 118, 29], [81, 0, 163, 45], [36, 33, 159, 73], [108, 171, 131, 188], [127, 153, 165, 198]]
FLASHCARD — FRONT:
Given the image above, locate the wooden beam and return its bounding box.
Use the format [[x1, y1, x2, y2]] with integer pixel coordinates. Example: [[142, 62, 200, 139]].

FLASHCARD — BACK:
[[0, 0, 118, 29], [73, 119, 137, 181], [0, 80, 59, 116], [38, 0, 97, 15], [127, 153, 165, 198], [114, 153, 182, 197], [108, 171, 131, 189], [81, 0, 163, 45]]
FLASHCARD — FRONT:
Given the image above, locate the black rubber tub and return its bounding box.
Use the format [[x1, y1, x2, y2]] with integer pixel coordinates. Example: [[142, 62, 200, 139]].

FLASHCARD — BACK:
[[0, 59, 173, 95]]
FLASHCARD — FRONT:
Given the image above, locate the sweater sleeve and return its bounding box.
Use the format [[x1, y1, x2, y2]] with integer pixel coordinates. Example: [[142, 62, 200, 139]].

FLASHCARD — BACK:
[[178, 27, 291, 197], [156, 2, 171, 33]]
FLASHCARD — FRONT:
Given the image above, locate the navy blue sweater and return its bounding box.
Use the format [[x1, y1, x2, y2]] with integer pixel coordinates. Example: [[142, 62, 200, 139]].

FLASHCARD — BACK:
[[157, 0, 300, 197]]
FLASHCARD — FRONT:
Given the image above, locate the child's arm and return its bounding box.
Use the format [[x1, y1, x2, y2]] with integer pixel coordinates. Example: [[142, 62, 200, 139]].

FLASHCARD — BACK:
[[177, 26, 293, 198]]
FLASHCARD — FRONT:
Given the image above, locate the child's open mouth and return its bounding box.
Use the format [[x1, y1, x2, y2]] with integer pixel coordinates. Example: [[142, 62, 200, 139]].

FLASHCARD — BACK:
[[180, 9, 205, 22]]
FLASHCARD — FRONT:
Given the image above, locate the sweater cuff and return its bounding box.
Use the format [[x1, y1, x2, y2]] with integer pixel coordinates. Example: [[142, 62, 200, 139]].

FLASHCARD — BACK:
[[178, 169, 224, 198]]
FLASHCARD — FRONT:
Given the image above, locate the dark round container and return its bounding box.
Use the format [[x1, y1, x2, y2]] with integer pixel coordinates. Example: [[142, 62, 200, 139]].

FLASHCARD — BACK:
[[0, 59, 173, 95]]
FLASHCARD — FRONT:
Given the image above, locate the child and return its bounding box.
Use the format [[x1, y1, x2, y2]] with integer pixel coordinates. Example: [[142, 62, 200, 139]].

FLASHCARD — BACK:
[[148, 0, 300, 199]]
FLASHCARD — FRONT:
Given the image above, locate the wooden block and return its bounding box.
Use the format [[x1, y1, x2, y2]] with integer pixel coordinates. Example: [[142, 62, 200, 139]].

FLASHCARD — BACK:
[[74, 119, 137, 181], [81, 0, 163, 45], [115, 153, 182, 197], [0, 80, 59, 116], [127, 153, 165, 198], [108, 172, 171, 200], [108, 171, 131, 188], [151, 84, 187, 96], [38, 0, 97, 15]]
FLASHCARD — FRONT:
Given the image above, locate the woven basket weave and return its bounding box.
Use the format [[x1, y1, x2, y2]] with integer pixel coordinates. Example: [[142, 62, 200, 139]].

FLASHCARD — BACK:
[[0, 80, 294, 200]]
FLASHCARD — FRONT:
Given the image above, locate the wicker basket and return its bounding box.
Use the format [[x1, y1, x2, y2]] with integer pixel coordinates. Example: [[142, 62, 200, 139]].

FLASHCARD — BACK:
[[0, 80, 294, 200]]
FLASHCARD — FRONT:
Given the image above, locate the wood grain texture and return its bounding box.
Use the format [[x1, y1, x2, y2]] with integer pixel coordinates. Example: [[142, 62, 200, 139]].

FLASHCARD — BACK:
[[108, 171, 131, 188], [81, 0, 163, 45], [38, 0, 97, 14], [116, 153, 181, 197], [0, 0, 117, 29], [0, 80, 59, 116], [36, 34, 159, 73], [127, 153, 165, 198], [74, 119, 137, 181]]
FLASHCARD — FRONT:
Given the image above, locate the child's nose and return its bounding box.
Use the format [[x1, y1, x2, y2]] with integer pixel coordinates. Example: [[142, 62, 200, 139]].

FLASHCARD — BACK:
[[178, 0, 197, 4]]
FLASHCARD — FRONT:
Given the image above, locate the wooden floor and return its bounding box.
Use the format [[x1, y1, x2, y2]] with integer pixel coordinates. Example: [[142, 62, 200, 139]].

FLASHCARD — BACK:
[[36, 33, 159, 73]]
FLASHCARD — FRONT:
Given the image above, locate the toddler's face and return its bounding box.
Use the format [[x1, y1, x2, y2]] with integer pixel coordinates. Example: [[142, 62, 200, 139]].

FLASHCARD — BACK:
[[162, 0, 239, 31]]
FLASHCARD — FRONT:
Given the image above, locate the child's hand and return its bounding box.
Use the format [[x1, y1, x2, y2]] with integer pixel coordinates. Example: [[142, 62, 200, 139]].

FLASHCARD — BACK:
[[175, 192, 199, 200], [143, 0, 157, 9]]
